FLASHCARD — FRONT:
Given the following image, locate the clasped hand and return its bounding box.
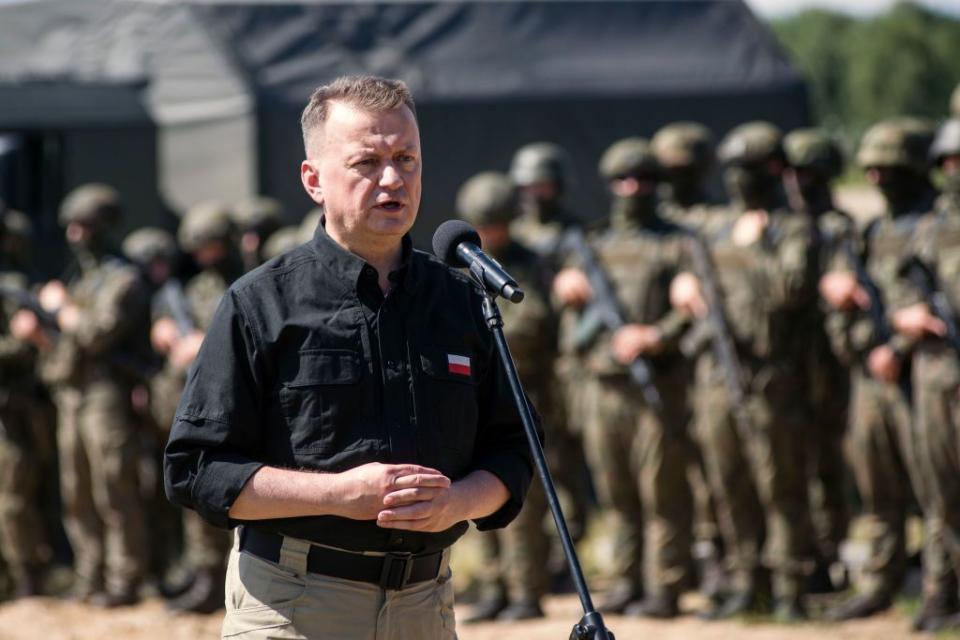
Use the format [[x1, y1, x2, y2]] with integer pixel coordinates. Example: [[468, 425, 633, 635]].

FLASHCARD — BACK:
[[336, 462, 460, 533]]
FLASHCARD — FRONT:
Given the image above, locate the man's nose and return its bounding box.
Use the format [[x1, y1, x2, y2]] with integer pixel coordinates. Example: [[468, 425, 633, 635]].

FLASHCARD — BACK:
[[380, 164, 403, 190]]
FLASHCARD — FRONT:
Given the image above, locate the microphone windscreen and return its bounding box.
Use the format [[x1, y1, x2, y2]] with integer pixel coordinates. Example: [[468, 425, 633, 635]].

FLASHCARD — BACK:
[[432, 220, 482, 267]]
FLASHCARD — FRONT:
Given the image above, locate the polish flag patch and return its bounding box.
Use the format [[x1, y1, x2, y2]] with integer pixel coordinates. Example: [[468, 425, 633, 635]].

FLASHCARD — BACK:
[[447, 354, 472, 377]]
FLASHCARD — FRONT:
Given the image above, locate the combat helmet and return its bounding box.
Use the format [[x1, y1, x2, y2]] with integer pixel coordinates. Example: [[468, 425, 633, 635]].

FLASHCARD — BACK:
[[262, 226, 303, 261], [299, 207, 323, 243], [232, 196, 284, 235], [930, 119, 960, 165], [717, 122, 784, 166], [856, 117, 936, 173], [598, 137, 659, 181], [509, 142, 572, 187], [58, 183, 122, 229], [784, 128, 844, 179], [178, 201, 234, 253], [123, 227, 177, 266], [652, 122, 715, 171], [456, 172, 517, 226]]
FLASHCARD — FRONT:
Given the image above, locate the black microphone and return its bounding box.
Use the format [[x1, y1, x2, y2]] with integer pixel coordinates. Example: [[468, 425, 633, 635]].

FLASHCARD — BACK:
[[432, 220, 525, 303]]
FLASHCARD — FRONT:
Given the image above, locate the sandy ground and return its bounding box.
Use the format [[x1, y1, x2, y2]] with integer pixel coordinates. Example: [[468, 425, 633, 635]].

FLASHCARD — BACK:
[[0, 593, 938, 640]]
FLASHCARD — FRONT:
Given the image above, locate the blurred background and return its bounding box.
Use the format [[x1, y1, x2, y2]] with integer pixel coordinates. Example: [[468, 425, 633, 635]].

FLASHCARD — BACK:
[[2, 2, 960, 638]]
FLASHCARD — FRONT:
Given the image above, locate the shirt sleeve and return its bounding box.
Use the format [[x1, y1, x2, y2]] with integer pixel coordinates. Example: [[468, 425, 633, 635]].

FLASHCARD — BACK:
[[469, 331, 538, 531], [163, 289, 265, 529]]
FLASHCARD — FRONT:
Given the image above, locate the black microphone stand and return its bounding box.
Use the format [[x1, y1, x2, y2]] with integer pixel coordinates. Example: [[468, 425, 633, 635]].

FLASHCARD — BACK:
[[478, 289, 615, 640]]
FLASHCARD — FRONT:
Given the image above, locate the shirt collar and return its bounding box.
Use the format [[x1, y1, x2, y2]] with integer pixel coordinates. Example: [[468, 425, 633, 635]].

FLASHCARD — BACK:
[[311, 217, 418, 295]]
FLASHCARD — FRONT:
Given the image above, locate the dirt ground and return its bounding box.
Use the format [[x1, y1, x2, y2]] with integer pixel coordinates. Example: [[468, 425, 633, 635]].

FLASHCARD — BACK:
[[0, 593, 939, 640]]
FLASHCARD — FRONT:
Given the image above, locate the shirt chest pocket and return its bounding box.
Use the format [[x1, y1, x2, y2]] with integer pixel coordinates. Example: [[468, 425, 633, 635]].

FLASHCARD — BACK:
[[278, 349, 370, 454], [418, 347, 479, 478]]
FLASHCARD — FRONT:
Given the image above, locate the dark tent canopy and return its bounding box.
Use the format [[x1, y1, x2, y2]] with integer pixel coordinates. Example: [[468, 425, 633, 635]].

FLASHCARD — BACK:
[[0, 0, 808, 267]]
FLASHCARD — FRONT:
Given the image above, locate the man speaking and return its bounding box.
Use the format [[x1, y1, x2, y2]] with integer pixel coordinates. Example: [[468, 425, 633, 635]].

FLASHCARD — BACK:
[[164, 75, 534, 639]]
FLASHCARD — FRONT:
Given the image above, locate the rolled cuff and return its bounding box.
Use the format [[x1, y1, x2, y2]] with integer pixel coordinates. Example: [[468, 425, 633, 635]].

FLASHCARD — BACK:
[[471, 451, 533, 531], [191, 454, 264, 530]]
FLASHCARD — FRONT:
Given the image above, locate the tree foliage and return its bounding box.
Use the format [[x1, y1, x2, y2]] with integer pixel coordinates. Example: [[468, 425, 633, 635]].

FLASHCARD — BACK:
[[773, 1, 960, 136]]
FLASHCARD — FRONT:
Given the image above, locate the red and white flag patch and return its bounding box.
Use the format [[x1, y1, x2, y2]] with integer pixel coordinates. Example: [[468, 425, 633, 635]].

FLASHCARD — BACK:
[[447, 354, 472, 377]]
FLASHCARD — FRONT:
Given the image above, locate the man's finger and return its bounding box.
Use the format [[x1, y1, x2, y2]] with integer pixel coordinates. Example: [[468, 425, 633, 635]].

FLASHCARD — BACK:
[[853, 287, 872, 310], [376, 518, 431, 531], [377, 501, 433, 521], [926, 317, 948, 337], [390, 473, 451, 490], [382, 487, 442, 507]]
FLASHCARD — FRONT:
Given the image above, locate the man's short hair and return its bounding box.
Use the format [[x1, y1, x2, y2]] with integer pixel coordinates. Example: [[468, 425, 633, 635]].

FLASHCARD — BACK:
[[300, 75, 417, 152]]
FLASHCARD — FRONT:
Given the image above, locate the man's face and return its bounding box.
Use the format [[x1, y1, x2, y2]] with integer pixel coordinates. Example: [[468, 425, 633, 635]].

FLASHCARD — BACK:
[[301, 101, 421, 247]]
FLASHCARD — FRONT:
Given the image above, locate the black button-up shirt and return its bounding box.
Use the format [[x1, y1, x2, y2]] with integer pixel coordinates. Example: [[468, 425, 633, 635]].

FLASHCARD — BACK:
[[164, 223, 534, 554]]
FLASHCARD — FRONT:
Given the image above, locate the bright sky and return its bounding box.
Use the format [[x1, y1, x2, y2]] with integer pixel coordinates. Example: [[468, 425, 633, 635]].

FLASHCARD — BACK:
[[744, 0, 960, 18]]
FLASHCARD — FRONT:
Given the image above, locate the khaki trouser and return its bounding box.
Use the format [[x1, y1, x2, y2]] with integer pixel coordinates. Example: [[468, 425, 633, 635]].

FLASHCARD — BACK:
[[223, 539, 456, 640]]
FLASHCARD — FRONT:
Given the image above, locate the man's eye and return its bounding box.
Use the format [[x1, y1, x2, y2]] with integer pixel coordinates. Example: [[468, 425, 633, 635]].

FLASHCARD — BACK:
[[398, 155, 417, 165], [356, 158, 377, 168]]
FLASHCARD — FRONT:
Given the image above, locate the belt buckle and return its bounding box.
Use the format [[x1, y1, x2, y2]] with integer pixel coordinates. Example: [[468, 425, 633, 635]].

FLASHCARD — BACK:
[[379, 552, 415, 590]]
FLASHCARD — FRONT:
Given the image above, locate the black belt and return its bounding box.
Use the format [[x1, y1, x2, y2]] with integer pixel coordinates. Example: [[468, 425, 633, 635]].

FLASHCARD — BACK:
[[239, 528, 443, 591]]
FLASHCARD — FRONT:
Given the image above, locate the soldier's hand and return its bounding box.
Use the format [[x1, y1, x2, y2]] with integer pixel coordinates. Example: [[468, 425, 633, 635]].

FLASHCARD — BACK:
[[867, 344, 901, 384], [57, 303, 81, 332], [38, 280, 68, 312], [168, 330, 205, 369], [892, 303, 947, 339], [819, 271, 869, 311], [732, 209, 769, 246], [332, 462, 450, 522], [611, 324, 663, 363], [9, 309, 46, 347], [553, 268, 593, 308], [151, 317, 180, 355], [670, 271, 708, 317]]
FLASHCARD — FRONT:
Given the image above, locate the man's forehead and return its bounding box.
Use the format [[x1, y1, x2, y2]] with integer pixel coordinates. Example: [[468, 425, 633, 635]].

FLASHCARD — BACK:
[[324, 101, 419, 147]]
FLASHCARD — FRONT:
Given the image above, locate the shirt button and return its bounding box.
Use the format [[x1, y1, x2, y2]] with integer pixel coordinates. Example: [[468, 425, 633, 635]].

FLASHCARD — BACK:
[[396, 536, 404, 545]]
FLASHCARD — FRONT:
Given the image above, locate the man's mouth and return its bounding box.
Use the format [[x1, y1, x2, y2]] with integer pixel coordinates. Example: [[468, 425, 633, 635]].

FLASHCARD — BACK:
[[376, 200, 404, 211]]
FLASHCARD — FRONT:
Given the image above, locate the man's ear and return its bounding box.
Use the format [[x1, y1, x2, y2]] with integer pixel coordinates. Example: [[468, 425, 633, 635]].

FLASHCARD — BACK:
[[301, 159, 324, 205]]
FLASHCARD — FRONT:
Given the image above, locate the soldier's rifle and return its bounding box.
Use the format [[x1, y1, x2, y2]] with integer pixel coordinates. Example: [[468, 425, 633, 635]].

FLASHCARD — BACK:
[[561, 227, 663, 412], [900, 256, 960, 356], [0, 284, 160, 382], [157, 278, 196, 336], [685, 235, 754, 441]]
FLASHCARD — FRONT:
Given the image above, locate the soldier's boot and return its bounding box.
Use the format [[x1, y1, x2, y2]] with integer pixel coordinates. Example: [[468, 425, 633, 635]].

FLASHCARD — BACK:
[[166, 567, 224, 614], [912, 590, 959, 632], [773, 597, 808, 623], [624, 593, 679, 619], [697, 547, 729, 604], [89, 582, 141, 608], [700, 570, 771, 620], [822, 591, 892, 621], [497, 598, 545, 621], [596, 581, 644, 615]]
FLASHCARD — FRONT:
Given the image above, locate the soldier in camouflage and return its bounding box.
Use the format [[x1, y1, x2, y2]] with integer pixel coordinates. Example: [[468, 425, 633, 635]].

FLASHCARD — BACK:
[[151, 202, 244, 614], [820, 118, 947, 624], [886, 117, 960, 631], [673, 122, 817, 621], [0, 209, 52, 598], [231, 196, 284, 273], [457, 172, 556, 622], [10, 184, 151, 606], [652, 121, 720, 230], [509, 142, 592, 568], [262, 226, 304, 262], [951, 83, 960, 119], [782, 128, 854, 593], [554, 138, 694, 617]]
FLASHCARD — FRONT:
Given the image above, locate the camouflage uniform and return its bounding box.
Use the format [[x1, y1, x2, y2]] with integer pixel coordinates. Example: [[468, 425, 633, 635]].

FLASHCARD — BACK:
[[457, 172, 555, 621], [40, 185, 152, 603], [155, 203, 241, 613], [691, 123, 816, 619], [951, 83, 960, 118], [571, 139, 694, 616], [782, 129, 854, 582], [231, 196, 283, 273], [823, 119, 945, 622], [894, 118, 960, 630], [0, 234, 51, 597], [652, 122, 725, 595], [262, 226, 303, 261], [509, 143, 592, 546]]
